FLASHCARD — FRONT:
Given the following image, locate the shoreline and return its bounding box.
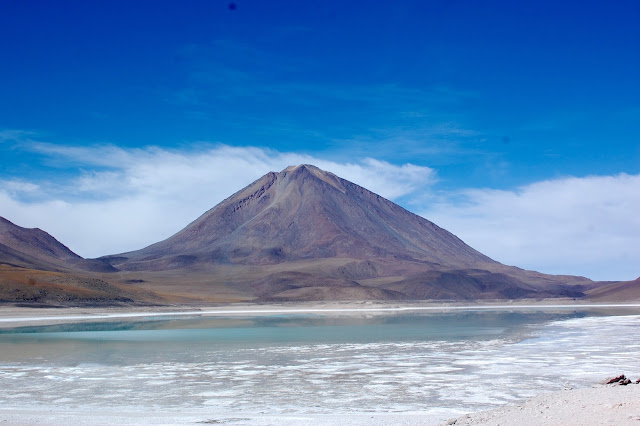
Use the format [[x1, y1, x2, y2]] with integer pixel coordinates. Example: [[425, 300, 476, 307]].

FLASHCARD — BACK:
[[0, 408, 456, 425], [1, 302, 639, 424], [1, 300, 640, 327], [443, 383, 640, 425]]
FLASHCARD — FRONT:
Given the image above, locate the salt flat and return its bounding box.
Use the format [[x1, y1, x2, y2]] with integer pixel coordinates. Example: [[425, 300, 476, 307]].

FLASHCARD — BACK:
[[2, 300, 640, 327], [0, 305, 639, 425]]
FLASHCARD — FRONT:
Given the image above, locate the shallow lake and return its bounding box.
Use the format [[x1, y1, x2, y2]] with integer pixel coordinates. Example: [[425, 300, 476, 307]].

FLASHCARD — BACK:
[[1, 307, 639, 419]]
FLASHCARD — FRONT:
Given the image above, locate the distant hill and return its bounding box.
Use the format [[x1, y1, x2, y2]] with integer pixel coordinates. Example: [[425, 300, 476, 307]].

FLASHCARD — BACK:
[[0, 240, 60, 271], [0, 217, 150, 306], [586, 277, 640, 302], [98, 165, 600, 302], [0, 217, 115, 273], [2, 165, 635, 305]]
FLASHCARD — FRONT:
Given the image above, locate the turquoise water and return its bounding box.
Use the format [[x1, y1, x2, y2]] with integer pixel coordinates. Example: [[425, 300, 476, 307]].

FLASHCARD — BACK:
[[0, 311, 575, 363], [0, 309, 639, 418]]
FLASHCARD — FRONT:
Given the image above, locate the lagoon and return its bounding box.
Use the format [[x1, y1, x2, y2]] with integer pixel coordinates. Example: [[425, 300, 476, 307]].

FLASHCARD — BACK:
[[1, 307, 639, 424]]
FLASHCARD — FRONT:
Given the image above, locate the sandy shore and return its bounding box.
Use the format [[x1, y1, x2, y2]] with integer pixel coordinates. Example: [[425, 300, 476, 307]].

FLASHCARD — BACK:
[[444, 383, 640, 426]]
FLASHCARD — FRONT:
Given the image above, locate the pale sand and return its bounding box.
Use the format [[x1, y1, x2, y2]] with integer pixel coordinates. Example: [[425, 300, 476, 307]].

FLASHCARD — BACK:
[[443, 384, 640, 426]]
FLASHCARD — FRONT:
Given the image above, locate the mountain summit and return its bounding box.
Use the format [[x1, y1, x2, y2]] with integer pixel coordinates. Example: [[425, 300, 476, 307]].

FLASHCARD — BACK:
[[101, 165, 593, 301], [110, 164, 491, 270], [2, 166, 633, 304]]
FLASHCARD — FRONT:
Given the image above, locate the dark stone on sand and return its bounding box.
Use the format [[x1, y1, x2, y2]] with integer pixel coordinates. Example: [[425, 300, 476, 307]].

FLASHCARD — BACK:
[[604, 375, 626, 384]]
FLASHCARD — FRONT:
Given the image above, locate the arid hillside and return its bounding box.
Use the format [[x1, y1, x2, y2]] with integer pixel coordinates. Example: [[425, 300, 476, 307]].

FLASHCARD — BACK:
[[2, 165, 636, 306]]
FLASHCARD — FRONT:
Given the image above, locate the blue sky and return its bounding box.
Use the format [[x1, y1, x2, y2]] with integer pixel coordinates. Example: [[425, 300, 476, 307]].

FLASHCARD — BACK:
[[0, 0, 639, 280]]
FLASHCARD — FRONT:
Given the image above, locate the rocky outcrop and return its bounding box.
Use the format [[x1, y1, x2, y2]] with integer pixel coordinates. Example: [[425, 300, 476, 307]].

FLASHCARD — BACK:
[[602, 374, 639, 386]]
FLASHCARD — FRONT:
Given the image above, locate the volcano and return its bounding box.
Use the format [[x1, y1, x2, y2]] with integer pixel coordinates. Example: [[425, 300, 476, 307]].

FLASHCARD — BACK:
[[98, 165, 596, 301], [109, 165, 492, 269]]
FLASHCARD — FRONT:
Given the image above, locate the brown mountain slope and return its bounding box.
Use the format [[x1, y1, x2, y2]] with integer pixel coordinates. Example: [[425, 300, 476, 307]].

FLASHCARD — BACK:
[[99, 164, 598, 301], [0, 217, 159, 306], [0, 240, 63, 271], [0, 264, 137, 306], [0, 217, 81, 264], [586, 277, 640, 302], [0, 217, 115, 273], [107, 165, 492, 270]]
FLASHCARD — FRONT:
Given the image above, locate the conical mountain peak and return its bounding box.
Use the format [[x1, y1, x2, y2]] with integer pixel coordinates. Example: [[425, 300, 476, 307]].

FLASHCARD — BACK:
[[282, 164, 318, 173], [107, 164, 491, 271], [278, 164, 347, 193], [1, 166, 603, 304]]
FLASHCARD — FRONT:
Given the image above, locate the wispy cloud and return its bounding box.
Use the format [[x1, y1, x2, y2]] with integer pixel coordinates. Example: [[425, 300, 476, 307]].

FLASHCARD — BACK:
[[0, 179, 40, 195], [421, 174, 640, 281], [2, 137, 637, 281], [0, 129, 38, 143]]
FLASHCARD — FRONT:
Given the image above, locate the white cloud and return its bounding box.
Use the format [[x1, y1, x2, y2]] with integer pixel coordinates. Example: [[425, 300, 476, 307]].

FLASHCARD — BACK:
[[421, 173, 640, 281], [312, 158, 436, 199], [0, 179, 41, 194], [0, 129, 37, 142], [0, 144, 435, 258], [2, 142, 637, 282]]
